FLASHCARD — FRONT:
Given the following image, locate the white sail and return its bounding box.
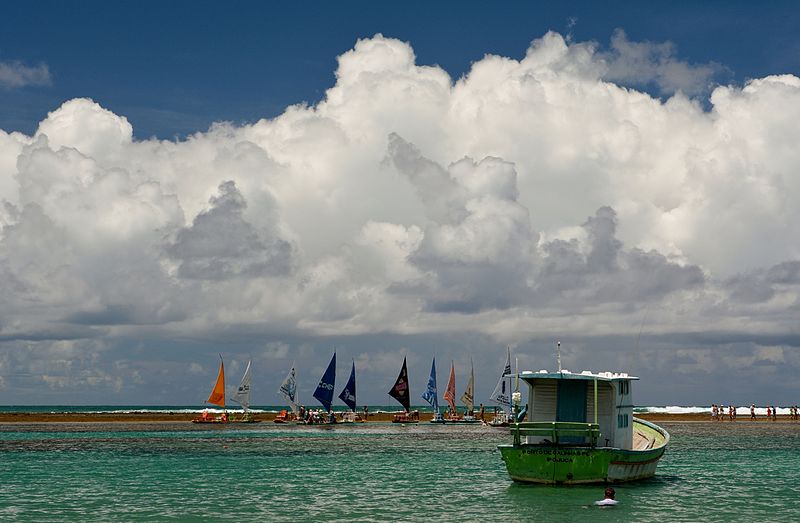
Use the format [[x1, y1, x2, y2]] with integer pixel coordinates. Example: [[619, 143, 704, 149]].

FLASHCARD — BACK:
[[489, 347, 512, 409], [279, 363, 298, 414], [231, 360, 252, 411], [460, 358, 474, 411]]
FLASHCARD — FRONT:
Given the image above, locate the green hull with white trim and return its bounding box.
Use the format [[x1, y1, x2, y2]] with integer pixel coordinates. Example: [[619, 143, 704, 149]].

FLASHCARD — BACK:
[[498, 418, 669, 484]]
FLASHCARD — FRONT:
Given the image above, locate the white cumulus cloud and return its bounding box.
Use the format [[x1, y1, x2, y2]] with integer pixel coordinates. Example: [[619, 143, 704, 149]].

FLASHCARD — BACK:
[[0, 32, 799, 403]]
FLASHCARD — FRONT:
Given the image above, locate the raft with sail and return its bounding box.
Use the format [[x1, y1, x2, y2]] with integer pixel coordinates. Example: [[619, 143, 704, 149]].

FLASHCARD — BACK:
[[192, 356, 230, 423], [436, 361, 479, 424], [389, 357, 419, 423], [312, 352, 337, 424], [488, 347, 513, 427], [275, 363, 299, 423], [422, 357, 443, 423], [338, 360, 364, 423]]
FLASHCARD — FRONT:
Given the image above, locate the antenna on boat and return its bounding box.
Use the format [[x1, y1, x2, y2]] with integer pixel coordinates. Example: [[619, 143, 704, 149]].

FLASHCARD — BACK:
[[556, 341, 562, 373]]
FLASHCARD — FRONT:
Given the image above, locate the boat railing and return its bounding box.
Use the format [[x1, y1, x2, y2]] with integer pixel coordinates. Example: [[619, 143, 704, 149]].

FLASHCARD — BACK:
[[511, 421, 600, 446]]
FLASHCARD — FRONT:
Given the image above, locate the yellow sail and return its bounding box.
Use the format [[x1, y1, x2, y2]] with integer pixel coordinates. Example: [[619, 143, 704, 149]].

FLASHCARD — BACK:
[[206, 358, 225, 408]]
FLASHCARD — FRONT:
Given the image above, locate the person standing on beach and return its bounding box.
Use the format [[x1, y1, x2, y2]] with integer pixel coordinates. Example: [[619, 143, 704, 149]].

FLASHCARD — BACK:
[[751, 404, 756, 420], [729, 405, 734, 421], [767, 406, 772, 420], [479, 403, 485, 422], [772, 406, 777, 421]]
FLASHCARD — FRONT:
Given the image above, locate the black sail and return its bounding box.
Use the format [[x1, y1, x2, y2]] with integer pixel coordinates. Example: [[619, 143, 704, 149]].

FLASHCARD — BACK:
[[388, 357, 411, 412]]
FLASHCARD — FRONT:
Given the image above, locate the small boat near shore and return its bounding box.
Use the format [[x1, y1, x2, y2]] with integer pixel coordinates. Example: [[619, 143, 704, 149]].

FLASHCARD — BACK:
[[230, 360, 260, 423], [389, 357, 418, 423], [498, 351, 669, 484], [192, 356, 230, 424]]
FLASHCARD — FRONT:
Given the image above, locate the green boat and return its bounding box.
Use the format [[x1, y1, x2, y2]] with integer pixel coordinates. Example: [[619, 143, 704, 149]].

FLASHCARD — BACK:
[[498, 366, 669, 484]]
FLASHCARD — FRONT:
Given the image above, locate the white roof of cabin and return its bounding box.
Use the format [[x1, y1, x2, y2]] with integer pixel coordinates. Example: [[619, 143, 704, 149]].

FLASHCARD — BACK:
[[518, 369, 639, 381]]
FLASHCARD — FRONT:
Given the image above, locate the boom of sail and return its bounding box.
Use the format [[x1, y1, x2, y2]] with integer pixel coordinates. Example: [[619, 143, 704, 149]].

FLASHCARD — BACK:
[[313, 352, 337, 412], [388, 357, 411, 412]]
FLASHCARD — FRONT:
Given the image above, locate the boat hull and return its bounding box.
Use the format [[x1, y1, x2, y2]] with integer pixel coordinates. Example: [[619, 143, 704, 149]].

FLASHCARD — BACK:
[[498, 418, 668, 484]]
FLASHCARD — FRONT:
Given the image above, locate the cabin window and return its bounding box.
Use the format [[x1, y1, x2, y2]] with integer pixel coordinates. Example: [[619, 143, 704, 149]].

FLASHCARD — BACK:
[[618, 381, 629, 396], [617, 414, 629, 428]]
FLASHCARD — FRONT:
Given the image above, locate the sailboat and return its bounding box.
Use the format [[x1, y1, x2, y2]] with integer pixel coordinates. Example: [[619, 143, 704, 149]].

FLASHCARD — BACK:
[[192, 355, 230, 423], [441, 361, 479, 424], [230, 360, 259, 423], [312, 352, 337, 424], [488, 347, 513, 427], [276, 363, 299, 424], [443, 361, 457, 417], [389, 357, 418, 423], [338, 360, 363, 423], [422, 357, 444, 423]]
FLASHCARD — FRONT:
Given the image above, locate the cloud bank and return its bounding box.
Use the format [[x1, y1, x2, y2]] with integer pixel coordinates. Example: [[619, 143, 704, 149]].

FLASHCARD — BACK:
[[0, 32, 798, 403]]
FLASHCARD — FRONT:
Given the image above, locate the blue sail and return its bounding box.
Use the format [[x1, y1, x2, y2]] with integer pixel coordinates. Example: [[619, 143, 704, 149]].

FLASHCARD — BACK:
[[313, 352, 336, 412], [421, 357, 438, 411], [338, 360, 357, 411]]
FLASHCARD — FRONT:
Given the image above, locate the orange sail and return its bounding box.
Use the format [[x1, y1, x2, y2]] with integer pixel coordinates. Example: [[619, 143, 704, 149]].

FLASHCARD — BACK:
[[206, 358, 226, 408], [443, 362, 457, 414]]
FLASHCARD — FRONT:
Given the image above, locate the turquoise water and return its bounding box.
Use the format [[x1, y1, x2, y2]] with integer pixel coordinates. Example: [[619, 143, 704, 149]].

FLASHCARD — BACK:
[[1, 421, 798, 521]]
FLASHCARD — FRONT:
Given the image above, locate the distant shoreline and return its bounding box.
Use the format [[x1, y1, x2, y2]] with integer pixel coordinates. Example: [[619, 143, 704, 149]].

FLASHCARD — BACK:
[[0, 411, 796, 424]]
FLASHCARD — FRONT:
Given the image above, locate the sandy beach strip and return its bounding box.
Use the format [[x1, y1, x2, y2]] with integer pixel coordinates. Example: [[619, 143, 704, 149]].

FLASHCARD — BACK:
[[0, 411, 796, 423]]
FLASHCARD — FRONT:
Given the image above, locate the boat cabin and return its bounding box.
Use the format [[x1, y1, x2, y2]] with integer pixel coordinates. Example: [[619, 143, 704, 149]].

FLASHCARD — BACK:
[[517, 370, 636, 449]]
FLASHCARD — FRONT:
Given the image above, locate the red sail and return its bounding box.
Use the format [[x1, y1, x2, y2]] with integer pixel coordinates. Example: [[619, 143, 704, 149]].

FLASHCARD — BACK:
[[443, 362, 457, 414]]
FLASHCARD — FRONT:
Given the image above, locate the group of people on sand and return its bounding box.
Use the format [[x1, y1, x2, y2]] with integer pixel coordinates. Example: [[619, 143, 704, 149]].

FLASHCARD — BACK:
[[711, 404, 737, 421], [712, 403, 800, 421], [297, 405, 335, 424]]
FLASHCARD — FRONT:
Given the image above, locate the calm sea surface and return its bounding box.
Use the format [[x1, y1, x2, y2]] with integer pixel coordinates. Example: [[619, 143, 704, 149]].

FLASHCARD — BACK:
[[1, 421, 798, 522]]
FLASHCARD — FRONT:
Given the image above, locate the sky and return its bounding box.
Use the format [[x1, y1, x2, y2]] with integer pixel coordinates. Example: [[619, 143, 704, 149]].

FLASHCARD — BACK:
[[1, 1, 799, 407]]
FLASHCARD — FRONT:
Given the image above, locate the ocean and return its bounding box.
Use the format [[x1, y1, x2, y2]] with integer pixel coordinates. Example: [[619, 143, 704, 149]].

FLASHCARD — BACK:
[[1, 419, 799, 521]]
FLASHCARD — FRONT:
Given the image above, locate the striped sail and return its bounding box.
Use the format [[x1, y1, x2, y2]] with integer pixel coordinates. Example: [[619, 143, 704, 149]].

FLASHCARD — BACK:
[[444, 362, 457, 414], [460, 358, 474, 411]]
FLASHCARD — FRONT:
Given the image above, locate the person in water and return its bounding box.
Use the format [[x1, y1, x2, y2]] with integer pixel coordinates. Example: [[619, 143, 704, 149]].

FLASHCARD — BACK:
[[595, 487, 618, 506]]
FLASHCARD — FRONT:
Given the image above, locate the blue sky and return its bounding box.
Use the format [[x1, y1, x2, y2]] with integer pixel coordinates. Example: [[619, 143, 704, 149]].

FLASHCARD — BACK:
[[3, 2, 798, 138], [1, 2, 799, 406]]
